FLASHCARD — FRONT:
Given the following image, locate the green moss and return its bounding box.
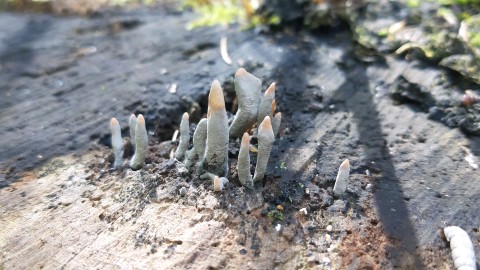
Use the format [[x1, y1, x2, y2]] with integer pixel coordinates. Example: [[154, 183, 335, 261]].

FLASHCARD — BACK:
[[182, 0, 283, 29], [354, 25, 377, 49], [469, 33, 480, 48], [407, 0, 421, 8], [463, 15, 480, 49], [267, 14, 281, 25], [267, 210, 284, 221], [376, 27, 389, 38], [185, 1, 245, 29], [437, 0, 479, 5]]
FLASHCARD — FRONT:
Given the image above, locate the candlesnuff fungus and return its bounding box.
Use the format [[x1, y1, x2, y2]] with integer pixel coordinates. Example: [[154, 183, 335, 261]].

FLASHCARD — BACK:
[[229, 68, 262, 138], [444, 226, 477, 270], [213, 176, 222, 192], [175, 68, 281, 188], [110, 118, 124, 168], [333, 159, 350, 196], [253, 116, 275, 182], [184, 117, 207, 170], [184, 148, 196, 169], [201, 80, 229, 177], [130, 114, 148, 170], [213, 175, 229, 192], [237, 133, 254, 189], [257, 82, 275, 124], [272, 112, 282, 137], [129, 114, 137, 147], [174, 112, 190, 160], [193, 118, 208, 160]]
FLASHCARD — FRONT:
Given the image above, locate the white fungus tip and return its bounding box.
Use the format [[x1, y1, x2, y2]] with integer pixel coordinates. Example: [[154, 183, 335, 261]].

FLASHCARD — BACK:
[[259, 116, 272, 131], [241, 132, 250, 146], [129, 114, 137, 121], [182, 112, 189, 120], [333, 159, 350, 197], [137, 114, 145, 125], [265, 82, 276, 97], [209, 80, 226, 111], [213, 176, 221, 192], [340, 159, 350, 170], [110, 118, 119, 127], [235, 68, 247, 77]]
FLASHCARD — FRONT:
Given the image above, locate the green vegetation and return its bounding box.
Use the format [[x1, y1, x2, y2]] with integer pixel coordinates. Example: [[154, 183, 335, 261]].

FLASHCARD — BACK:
[[437, 0, 480, 6], [406, 0, 420, 8], [407, 0, 480, 7], [182, 0, 246, 29], [182, 0, 280, 29], [267, 210, 284, 221], [464, 15, 480, 48]]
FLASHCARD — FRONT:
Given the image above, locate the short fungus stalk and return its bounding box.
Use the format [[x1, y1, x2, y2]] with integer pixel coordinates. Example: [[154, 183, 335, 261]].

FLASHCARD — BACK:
[[237, 132, 254, 189], [184, 148, 196, 169], [174, 112, 190, 160], [272, 112, 282, 137], [444, 226, 477, 270], [110, 118, 124, 169], [130, 114, 148, 170], [129, 114, 137, 147], [229, 68, 262, 138], [253, 116, 275, 182], [213, 175, 229, 192], [193, 118, 208, 160], [201, 80, 229, 177], [257, 82, 275, 124], [333, 159, 350, 197]]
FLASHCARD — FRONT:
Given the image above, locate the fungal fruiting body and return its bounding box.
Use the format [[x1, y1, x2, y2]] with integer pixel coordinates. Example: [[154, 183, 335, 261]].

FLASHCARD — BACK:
[[174, 112, 190, 160], [271, 100, 276, 117], [110, 118, 124, 168], [257, 82, 276, 124], [171, 69, 280, 188], [184, 148, 196, 169], [253, 116, 275, 182], [229, 68, 262, 138], [193, 118, 208, 159], [202, 80, 229, 177], [213, 176, 221, 191], [129, 114, 148, 170], [444, 226, 477, 270], [272, 112, 282, 137], [237, 133, 254, 189], [129, 114, 137, 147], [213, 175, 229, 192], [333, 159, 350, 196]]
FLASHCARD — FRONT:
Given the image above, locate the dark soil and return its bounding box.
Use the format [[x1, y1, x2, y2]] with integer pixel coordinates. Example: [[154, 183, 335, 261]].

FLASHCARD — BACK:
[[0, 3, 479, 269]]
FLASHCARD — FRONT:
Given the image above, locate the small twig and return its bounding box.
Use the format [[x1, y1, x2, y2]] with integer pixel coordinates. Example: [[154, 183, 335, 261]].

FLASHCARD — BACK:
[[220, 36, 232, 65], [171, 130, 179, 142]]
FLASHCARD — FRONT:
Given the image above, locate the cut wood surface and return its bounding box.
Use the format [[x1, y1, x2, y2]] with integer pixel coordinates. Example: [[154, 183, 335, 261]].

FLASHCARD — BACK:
[[0, 5, 479, 269]]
